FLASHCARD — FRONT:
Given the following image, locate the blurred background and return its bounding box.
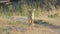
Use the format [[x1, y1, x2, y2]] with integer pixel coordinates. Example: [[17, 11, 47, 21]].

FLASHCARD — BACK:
[[0, 0, 60, 18], [0, 0, 60, 34]]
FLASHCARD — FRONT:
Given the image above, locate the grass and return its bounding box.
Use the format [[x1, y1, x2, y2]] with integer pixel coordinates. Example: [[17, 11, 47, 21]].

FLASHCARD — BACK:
[[34, 20, 60, 29], [0, 4, 60, 34], [0, 17, 56, 34]]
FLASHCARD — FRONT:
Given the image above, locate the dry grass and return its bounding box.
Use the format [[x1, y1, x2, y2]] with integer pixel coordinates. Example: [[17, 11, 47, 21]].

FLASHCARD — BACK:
[[0, 17, 56, 34]]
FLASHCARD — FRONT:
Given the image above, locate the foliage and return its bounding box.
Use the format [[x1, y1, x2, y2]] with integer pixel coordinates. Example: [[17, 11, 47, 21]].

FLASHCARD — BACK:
[[0, 0, 60, 17]]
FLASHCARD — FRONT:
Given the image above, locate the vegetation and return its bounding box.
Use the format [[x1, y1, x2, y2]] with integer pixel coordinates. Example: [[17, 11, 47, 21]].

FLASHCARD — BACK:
[[0, 0, 60, 17], [0, 0, 60, 34]]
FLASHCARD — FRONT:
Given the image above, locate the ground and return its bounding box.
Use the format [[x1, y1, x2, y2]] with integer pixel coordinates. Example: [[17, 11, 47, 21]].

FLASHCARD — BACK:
[[0, 16, 60, 34]]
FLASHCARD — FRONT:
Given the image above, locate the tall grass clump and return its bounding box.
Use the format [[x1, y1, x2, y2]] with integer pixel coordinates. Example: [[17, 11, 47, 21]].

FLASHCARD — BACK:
[[0, 0, 60, 17]]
